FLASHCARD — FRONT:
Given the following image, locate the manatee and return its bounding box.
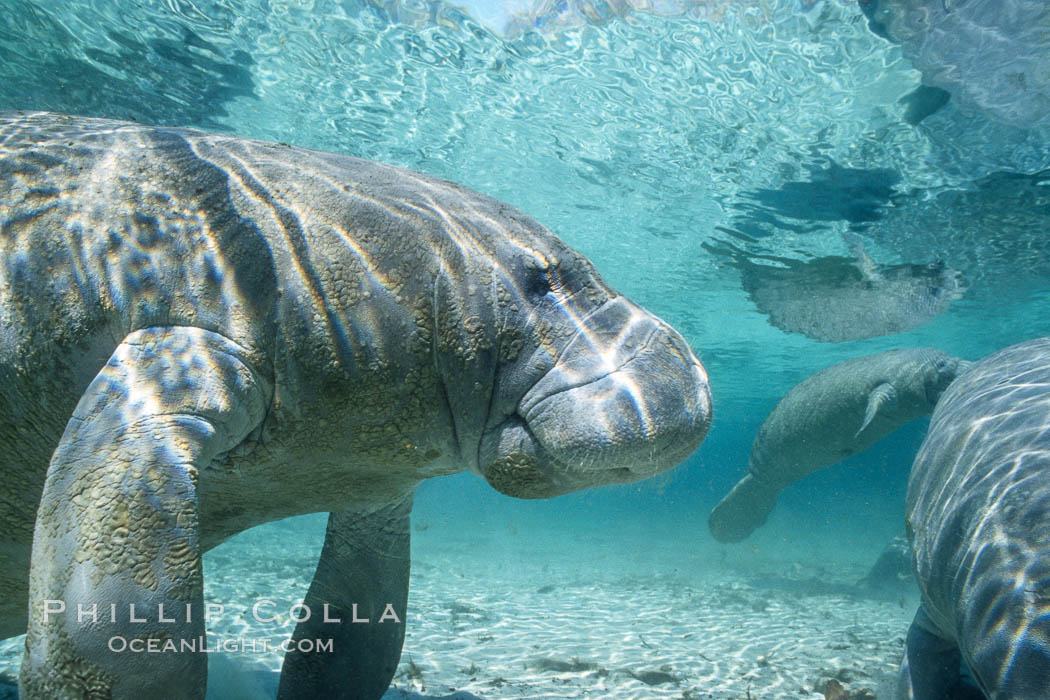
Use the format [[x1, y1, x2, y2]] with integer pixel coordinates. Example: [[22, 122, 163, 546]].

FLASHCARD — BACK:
[[899, 338, 1050, 699], [857, 535, 915, 601], [709, 348, 968, 543], [0, 112, 712, 699]]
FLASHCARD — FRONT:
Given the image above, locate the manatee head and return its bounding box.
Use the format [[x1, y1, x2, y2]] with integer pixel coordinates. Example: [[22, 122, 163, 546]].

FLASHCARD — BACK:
[[433, 207, 712, 499], [921, 350, 972, 407]]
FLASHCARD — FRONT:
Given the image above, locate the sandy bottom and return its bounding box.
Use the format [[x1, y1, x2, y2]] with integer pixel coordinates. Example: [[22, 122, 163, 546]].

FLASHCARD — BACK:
[[0, 512, 914, 699], [378, 567, 909, 699]]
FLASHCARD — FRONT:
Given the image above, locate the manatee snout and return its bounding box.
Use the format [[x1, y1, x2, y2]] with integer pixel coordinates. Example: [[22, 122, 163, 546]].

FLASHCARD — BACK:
[[480, 299, 711, 498]]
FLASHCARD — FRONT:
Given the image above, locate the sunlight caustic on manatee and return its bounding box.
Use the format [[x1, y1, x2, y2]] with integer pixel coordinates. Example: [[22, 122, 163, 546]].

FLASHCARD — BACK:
[[903, 338, 1050, 697]]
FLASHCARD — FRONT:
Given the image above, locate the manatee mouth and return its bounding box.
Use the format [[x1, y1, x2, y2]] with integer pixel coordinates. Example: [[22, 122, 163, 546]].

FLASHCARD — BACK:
[[476, 303, 712, 499], [477, 414, 639, 499]]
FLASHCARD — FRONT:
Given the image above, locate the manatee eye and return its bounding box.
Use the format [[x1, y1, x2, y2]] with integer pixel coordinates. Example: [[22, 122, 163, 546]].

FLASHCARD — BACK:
[[526, 267, 552, 299]]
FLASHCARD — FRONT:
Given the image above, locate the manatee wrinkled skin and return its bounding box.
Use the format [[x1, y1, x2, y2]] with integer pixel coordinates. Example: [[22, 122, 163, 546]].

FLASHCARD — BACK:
[[709, 347, 968, 543], [0, 112, 712, 699], [899, 338, 1050, 699]]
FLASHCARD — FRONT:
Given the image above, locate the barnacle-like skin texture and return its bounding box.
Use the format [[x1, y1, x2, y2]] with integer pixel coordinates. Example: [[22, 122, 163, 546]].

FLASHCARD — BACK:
[[0, 112, 711, 699]]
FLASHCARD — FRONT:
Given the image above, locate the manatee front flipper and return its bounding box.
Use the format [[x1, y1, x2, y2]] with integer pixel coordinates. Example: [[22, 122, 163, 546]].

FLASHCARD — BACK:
[[856, 382, 898, 437], [278, 495, 412, 700], [897, 606, 983, 700], [21, 327, 269, 699]]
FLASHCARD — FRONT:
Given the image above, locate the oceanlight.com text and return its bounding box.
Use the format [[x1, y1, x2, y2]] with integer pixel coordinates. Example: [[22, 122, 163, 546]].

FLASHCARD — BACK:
[[107, 636, 334, 654]]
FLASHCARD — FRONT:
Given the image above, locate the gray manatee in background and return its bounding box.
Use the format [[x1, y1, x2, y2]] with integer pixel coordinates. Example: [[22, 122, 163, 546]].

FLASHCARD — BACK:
[[899, 338, 1050, 699], [709, 347, 969, 543], [857, 535, 915, 601], [0, 112, 713, 699]]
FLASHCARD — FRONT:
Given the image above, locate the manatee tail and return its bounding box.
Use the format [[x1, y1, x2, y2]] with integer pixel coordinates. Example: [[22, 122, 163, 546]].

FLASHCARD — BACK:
[[708, 474, 781, 543]]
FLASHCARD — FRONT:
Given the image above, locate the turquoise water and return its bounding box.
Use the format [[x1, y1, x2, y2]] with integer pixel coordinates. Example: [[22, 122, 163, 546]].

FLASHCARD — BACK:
[[2, 1, 1049, 697]]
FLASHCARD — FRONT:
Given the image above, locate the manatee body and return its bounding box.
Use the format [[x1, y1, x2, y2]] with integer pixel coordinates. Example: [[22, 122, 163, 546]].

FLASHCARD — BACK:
[[899, 338, 1050, 699], [709, 347, 967, 543], [0, 112, 712, 699]]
